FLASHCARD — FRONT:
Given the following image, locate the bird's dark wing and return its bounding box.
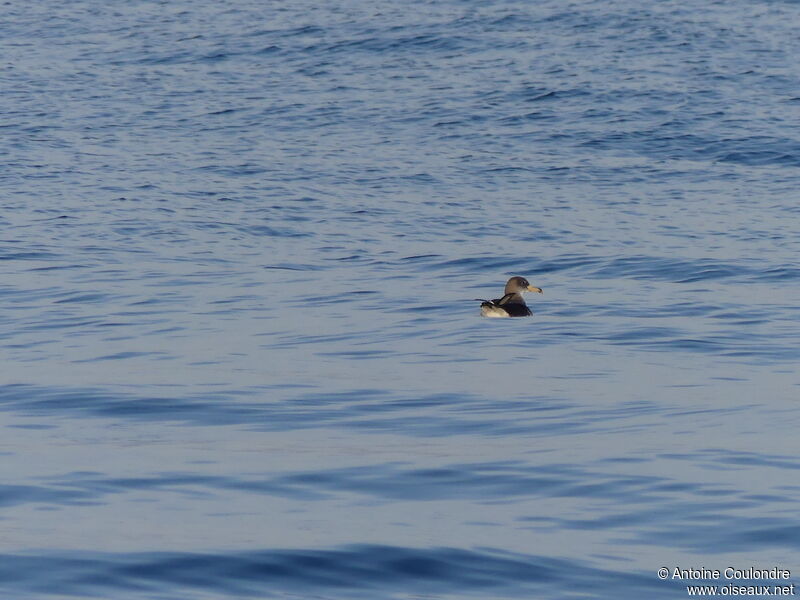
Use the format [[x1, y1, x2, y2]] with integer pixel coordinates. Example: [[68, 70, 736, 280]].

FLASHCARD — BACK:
[[492, 293, 516, 305], [498, 302, 531, 317]]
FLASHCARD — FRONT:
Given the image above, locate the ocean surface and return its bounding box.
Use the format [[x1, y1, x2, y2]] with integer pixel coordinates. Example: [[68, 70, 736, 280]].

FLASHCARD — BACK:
[[2, 0, 799, 598]]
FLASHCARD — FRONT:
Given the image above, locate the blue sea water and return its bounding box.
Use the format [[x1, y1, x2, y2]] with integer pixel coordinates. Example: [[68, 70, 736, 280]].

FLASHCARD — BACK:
[[2, 0, 800, 598]]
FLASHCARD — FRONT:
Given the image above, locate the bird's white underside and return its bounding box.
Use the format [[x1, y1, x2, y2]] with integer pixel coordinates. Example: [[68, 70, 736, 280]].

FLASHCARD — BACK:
[[480, 306, 510, 318]]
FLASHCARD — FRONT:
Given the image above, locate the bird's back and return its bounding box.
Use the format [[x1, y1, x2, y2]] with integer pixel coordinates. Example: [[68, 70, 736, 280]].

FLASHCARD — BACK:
[[480, 293, 532, 317]]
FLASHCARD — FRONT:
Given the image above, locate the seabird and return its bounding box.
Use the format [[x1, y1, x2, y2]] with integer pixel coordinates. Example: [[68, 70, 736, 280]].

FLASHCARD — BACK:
[[477, 276, 543, 318]]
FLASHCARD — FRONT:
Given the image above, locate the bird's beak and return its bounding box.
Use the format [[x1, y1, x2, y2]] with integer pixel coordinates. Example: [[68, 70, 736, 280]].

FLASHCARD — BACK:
[[527, 286, 543, 294]]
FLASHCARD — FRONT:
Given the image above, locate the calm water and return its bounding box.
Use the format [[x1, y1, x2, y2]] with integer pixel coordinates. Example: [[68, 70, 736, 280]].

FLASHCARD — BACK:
[[2, 0, 800, 598]]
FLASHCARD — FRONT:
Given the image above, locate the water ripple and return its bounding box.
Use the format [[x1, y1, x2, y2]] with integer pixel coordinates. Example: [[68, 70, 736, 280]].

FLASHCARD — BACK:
[[0, 545, 664, 600]]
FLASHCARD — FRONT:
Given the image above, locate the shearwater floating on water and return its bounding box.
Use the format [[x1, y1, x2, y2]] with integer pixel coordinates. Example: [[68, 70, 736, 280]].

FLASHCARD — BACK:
[[477, 276, 542, 318]]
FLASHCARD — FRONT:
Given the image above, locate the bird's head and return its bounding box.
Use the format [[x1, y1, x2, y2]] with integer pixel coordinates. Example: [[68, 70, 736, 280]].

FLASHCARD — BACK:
[[504, 276, 543, 295]]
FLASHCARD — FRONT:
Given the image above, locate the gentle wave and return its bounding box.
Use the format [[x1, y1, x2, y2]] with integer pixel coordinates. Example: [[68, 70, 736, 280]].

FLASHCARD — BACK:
[[0, 545, 665, 600]]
